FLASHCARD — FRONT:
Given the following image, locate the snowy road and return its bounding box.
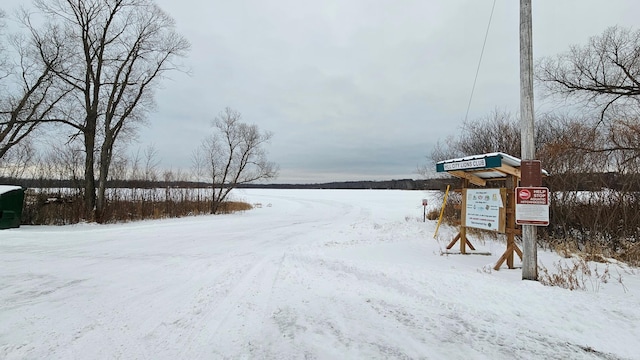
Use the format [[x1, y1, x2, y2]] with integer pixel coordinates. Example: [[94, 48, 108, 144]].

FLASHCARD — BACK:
[[1, 189, 639, 359]]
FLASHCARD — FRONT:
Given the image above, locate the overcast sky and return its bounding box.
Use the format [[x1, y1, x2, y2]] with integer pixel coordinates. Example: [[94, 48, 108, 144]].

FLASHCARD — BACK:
[[4, 1, 640, 183]]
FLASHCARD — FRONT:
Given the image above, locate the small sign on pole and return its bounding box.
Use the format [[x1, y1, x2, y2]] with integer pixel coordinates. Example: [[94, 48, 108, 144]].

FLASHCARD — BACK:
[[515, 187, 549, 226], [422, 199, 428, 222], [520, 160, 542, 187]]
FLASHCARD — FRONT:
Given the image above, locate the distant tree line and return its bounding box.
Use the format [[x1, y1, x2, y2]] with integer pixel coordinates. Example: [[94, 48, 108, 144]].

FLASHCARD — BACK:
[[0, 176, 449, 192]]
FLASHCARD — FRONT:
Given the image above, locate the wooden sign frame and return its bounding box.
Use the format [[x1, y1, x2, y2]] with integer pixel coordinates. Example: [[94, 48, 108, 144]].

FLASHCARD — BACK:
[[437, 153, 545, 270]]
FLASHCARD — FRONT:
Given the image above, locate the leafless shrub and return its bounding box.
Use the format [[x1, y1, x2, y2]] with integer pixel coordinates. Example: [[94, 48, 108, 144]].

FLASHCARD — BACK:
[[22, 190, 84, 225], [614, 241, 640, 267], [425, 209, 440, 221], [216, 201, 253, 214], [22, 187, 252, 224], [538, 259, 613, 292]]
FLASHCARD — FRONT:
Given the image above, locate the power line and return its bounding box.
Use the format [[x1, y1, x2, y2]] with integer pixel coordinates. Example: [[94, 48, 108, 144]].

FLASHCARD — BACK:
[[464, 0, 497, 123]]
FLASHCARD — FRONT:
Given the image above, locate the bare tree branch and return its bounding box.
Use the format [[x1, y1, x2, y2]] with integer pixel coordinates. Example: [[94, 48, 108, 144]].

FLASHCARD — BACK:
[[192, 108, 278, 214], [536, 26, 640, 109], [0, 17, 70, 159]]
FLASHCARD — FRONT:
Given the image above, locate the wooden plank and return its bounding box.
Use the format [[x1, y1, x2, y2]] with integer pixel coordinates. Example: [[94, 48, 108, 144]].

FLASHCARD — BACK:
[[460, 226, 467, 254], [498, 188, 507, 233], [505, 228, 522, 235], [465, 238, 476, 251], [445, 251, 492, 256], [514, 244, 523, 259], [461, 189, 467, 227], [448, 171, 487, 186], [446, 232, 461, 250], [493, 251, 508, 270], [495, 164, 521, 178], [507, 242, 514, 269], [494, 244, 519, 270]]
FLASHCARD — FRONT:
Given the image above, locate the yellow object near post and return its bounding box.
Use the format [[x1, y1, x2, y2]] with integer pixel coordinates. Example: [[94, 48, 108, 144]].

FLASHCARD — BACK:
[[433, 185, 450, 238]]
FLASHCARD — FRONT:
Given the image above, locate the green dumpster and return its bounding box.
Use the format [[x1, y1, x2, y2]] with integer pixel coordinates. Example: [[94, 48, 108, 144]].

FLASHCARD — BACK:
[[0, 185, 25, 229]]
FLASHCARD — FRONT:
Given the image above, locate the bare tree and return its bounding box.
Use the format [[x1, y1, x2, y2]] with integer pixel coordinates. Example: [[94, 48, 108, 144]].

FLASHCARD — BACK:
[[535, 115, 595, 174], [0, 10, 7, 78], [536, 26, 640, 120], [51, 141, 85, 188], [537, 26, 640, 167], [457, 110, 521, 157], [108, 143, 130, 181], [26, 0, 189, 221], [129, 148, 142, 180], [0, 11, 69, 160], [143, 144, 160, 183], [426, 109, 521, 169], [0, 140, 35, 179], [193, 108, 278, 214]]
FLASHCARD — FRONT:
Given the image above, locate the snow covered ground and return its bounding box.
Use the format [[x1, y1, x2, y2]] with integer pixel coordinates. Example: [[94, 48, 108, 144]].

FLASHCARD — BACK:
[[1, 189, 639, 360]]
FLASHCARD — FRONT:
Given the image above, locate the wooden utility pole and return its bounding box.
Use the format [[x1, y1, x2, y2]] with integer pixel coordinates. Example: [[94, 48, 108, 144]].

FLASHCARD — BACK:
[[520, 0, 538, 280]]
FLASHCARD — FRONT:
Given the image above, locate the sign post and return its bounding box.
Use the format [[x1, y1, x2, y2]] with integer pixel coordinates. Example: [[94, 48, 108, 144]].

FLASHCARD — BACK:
[[422, 199, 428, 222], [520, 0, 538, 280]]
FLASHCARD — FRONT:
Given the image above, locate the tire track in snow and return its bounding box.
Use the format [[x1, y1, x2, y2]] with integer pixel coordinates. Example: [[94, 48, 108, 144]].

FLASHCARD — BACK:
[[268, 253, 631, 360], [137, 256, 257, 356], [177, 255, 283, 358]]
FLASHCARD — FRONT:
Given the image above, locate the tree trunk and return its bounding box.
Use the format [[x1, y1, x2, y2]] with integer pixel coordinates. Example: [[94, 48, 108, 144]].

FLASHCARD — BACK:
[[83, 123, 96, 221], [96, 136, 114, 223], [211, 187, 220, 214]]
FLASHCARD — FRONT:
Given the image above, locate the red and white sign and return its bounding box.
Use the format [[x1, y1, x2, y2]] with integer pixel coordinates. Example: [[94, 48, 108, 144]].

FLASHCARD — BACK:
[[518, 188, 531, 201], [515, 187, 550, 226]]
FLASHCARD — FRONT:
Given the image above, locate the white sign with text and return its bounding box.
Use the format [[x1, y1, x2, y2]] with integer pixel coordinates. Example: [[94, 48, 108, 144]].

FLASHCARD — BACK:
[[464, 188, 503, 231], [515, 187, 550, 226]]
